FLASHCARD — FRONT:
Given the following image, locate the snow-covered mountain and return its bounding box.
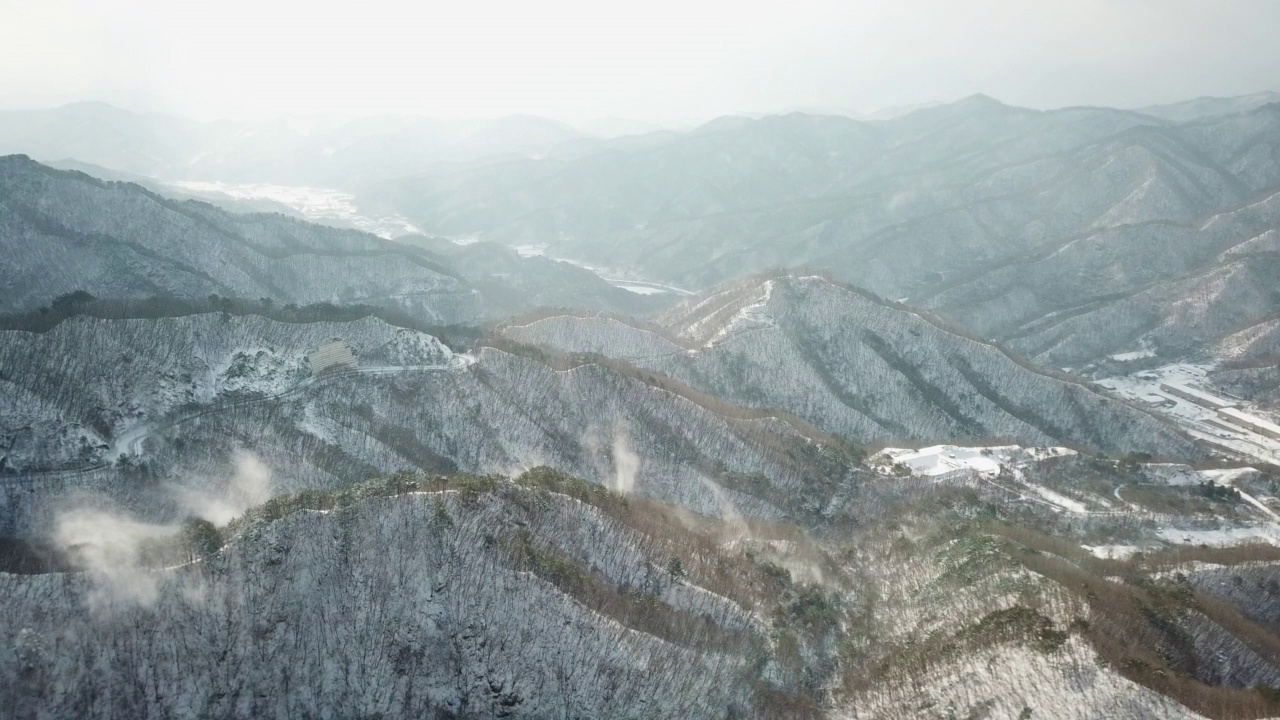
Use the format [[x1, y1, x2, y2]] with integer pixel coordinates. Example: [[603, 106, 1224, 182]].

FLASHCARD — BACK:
[[0, 314, 451, 471], [1, 475, 798, 718], [7, 91, 1280, 719], [361, 95, 1280, 365], [502, 274, 1199, 458], [2, 299, 1278, 719], [0, 155, 658, 321], [7, 457, 1280, 718], [0, 312, 869, 535]]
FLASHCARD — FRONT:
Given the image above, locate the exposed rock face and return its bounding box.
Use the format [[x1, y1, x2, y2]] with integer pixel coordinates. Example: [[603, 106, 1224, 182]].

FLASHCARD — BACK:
[[503, 275, 1200, 459]]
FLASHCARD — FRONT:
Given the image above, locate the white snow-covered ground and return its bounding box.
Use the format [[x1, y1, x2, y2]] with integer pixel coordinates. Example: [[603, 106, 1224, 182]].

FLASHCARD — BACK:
[[1200, 466, 1261, 484], [1082, 544, 1145, 559], [1157, 525, 1280, 547], [843, 637, 1209, 719], [610, 283, 671, 295], [1108, 349, 1157, 362], [1028, 484, 1090, 513], [169, 180, 423, 238], [704, 280, 775, 347], [1140, 464, 1278, 514], [1111, 462, 1280, 552], [1097, 362, 1280, 464]]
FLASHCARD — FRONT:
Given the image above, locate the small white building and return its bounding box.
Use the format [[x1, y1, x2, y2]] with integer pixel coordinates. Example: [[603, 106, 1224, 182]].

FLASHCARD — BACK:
[[1216, 407, 1280, 440], [1159, 382, 1236, 410], [876, 445, 1002, 482], [308, 340, 358, 375]]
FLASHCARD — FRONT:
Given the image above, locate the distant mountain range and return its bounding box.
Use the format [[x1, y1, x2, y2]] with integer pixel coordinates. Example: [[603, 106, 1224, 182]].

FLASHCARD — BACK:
[[354, 93, 1280, 367], [1136, 91, 1280, 123], [7, 96, 1280, 368], [0, 155, 659, 321]]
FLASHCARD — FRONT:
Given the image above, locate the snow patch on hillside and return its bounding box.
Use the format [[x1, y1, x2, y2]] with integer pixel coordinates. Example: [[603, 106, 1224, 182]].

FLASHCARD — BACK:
[[1157, 525, 1280, 547], [843, 635, 1206, 719], [1082, 544, 1144, 559]]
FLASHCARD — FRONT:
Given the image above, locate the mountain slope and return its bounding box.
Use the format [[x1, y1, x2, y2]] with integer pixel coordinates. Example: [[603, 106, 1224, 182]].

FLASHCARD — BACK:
[[0, 155, 662, 321], [0, 313, 453, 471], [502, 275, 1199, 458], [0, 313, 863, 535], [0, 155, 476, 322], [0, 476, 813, 719], [404, 235, 669, 318], [9, 460, 1280, 719]]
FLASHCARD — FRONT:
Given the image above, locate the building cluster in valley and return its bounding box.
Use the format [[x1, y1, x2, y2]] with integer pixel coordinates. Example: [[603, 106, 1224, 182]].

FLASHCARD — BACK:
[[1159, 382, 1280, 441]]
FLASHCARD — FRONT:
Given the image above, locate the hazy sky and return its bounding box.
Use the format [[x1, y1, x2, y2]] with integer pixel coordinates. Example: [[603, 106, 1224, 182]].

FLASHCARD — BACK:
[[3, 0, 1278, 124]]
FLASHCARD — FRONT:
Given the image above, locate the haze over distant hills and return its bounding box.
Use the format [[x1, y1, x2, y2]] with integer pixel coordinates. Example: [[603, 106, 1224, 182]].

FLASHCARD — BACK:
[[0, 155, 659, 321], [354, 93, 1280, 366], [7, 91, 1280, 430], [1136, 92, 1280, 123], [0, 103, 588, 185]]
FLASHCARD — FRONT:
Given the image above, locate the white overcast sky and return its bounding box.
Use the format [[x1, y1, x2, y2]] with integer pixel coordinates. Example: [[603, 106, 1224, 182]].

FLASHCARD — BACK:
[[2, 0, 1278, 124]]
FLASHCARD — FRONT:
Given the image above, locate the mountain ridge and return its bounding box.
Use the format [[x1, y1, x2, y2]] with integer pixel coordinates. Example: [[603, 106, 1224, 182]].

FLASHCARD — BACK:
[[0, 154, 662, 321], [502, 273, 1201, 458]]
